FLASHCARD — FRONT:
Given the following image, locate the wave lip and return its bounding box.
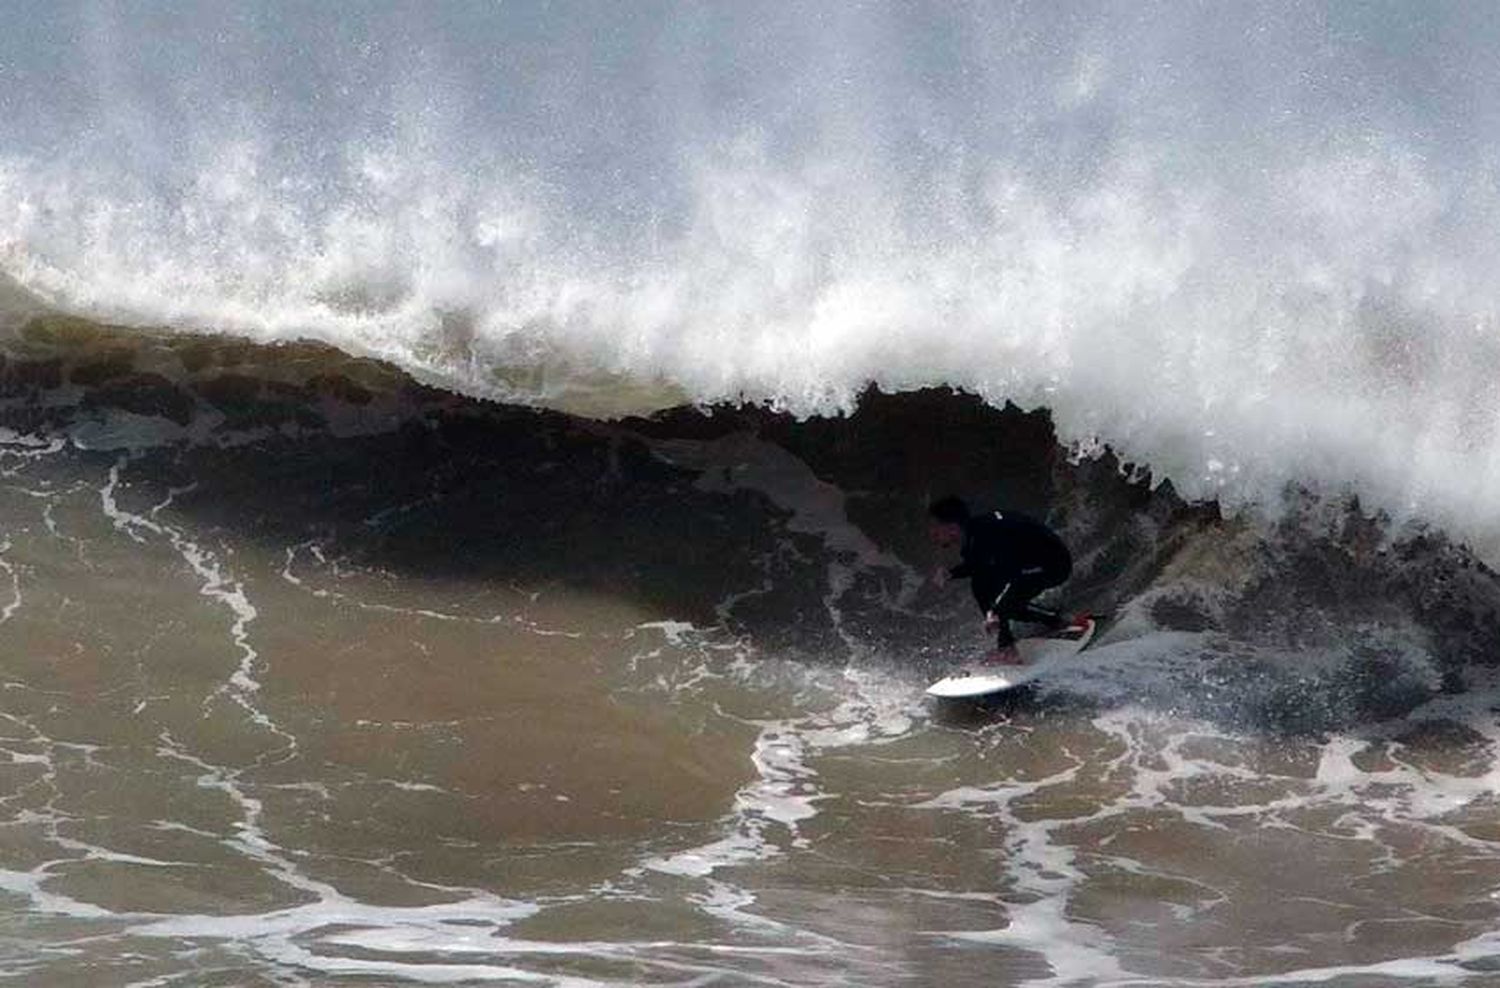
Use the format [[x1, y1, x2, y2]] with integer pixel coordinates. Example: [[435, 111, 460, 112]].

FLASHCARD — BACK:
[[3, 311, 1499, 677], [5, 3, 1500, 551]]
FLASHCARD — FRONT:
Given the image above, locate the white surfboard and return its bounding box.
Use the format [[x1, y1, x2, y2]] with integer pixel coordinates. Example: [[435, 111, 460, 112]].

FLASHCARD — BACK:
[[926, 618, 1097, 699]]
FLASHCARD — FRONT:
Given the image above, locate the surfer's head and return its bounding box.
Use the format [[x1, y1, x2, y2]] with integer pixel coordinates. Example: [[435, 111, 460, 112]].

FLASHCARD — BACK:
[[928, 495, 969, 547]]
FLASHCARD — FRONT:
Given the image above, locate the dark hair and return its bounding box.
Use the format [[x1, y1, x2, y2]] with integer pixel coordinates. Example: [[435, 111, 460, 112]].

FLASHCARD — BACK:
[[928, 496, 970, 525]]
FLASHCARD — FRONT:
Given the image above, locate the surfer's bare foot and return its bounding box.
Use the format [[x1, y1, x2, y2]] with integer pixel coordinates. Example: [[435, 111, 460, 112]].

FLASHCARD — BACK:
[[982, 646, 1022, 666]]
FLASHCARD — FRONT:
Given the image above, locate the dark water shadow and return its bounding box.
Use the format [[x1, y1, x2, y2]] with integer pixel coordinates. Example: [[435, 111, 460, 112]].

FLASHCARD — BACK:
[[39, 353, 1186, 664], [10, 321, 1497, 683]]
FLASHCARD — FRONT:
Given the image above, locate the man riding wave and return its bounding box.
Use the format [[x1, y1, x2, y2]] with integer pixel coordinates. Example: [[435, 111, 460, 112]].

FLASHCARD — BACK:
[[928, 495, 1078, 664]]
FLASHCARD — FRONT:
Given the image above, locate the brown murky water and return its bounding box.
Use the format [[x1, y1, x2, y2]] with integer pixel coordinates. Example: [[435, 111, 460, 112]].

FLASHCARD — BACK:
[[8, 0, 1500, 978], [2, 364, 1500, 987]]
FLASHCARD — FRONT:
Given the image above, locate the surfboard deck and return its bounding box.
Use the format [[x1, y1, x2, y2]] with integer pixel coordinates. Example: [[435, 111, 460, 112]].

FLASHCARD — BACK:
[[926, 617, 1097, 699]]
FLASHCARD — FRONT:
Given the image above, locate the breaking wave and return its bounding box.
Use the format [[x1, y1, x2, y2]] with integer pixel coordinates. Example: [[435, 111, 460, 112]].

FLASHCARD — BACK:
[[3, 3, 1500, 554]]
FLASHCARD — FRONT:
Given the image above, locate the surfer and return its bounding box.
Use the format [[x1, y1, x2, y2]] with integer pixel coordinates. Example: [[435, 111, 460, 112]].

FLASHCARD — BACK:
[[928, 495, 1073, 664]]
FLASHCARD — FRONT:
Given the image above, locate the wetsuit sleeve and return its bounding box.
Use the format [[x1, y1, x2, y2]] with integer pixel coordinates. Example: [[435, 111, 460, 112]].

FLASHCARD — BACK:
[[951, 516, 1005, 584]]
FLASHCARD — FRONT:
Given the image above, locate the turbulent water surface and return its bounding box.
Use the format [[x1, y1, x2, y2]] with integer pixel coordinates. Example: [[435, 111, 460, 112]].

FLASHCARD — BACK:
[[5, 3, 1500, 986]]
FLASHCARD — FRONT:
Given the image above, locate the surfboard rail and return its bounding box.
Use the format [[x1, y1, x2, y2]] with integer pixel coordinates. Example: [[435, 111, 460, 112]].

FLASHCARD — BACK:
[[926, 617, 1096, 699]]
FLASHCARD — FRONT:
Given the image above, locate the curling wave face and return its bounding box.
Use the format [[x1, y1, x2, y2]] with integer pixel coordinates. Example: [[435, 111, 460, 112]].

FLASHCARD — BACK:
[[4, 2, 1500, 549], [10, 7, 1500, 983], [0, 311, 1495, 675], [0, 315, 1498, 984]]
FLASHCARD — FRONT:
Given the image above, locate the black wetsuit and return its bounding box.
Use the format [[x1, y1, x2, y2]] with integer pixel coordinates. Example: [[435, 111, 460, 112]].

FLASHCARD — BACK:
[[949, 509, 1072, 647]]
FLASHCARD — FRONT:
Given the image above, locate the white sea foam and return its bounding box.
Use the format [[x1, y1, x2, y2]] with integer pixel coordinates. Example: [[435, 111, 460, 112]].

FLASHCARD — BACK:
[[916, 682, 1500, 985], [101, 464, 264, 709], [4, 5, 1500, 554]]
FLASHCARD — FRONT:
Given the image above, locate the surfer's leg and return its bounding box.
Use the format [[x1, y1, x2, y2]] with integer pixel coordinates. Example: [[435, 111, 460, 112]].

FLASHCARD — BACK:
[[1017, 599, 1066, 628], [994, 615, 1017, 648], [996, 575, 1068, 629], [987, 581, 1021, 648], [1009, 566, 1069, 629], [983, 592, 1020, 664]]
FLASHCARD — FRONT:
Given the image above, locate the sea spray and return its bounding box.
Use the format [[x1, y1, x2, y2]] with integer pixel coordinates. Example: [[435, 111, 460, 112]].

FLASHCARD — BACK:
[[4, 3, 1500, 541]]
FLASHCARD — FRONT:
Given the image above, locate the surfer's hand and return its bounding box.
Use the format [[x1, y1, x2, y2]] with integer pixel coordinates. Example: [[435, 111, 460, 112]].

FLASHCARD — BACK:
[[983, 610, 1000, 630]]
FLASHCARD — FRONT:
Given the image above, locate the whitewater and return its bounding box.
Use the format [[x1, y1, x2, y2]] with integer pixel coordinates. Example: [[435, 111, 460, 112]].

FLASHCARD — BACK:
[[5, 3, 1500, 537], [4, 3, 1500, 985]]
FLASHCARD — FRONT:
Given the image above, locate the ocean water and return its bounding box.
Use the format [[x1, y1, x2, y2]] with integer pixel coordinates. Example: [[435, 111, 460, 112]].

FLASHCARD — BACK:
[[4, 3, 1500, 985]]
